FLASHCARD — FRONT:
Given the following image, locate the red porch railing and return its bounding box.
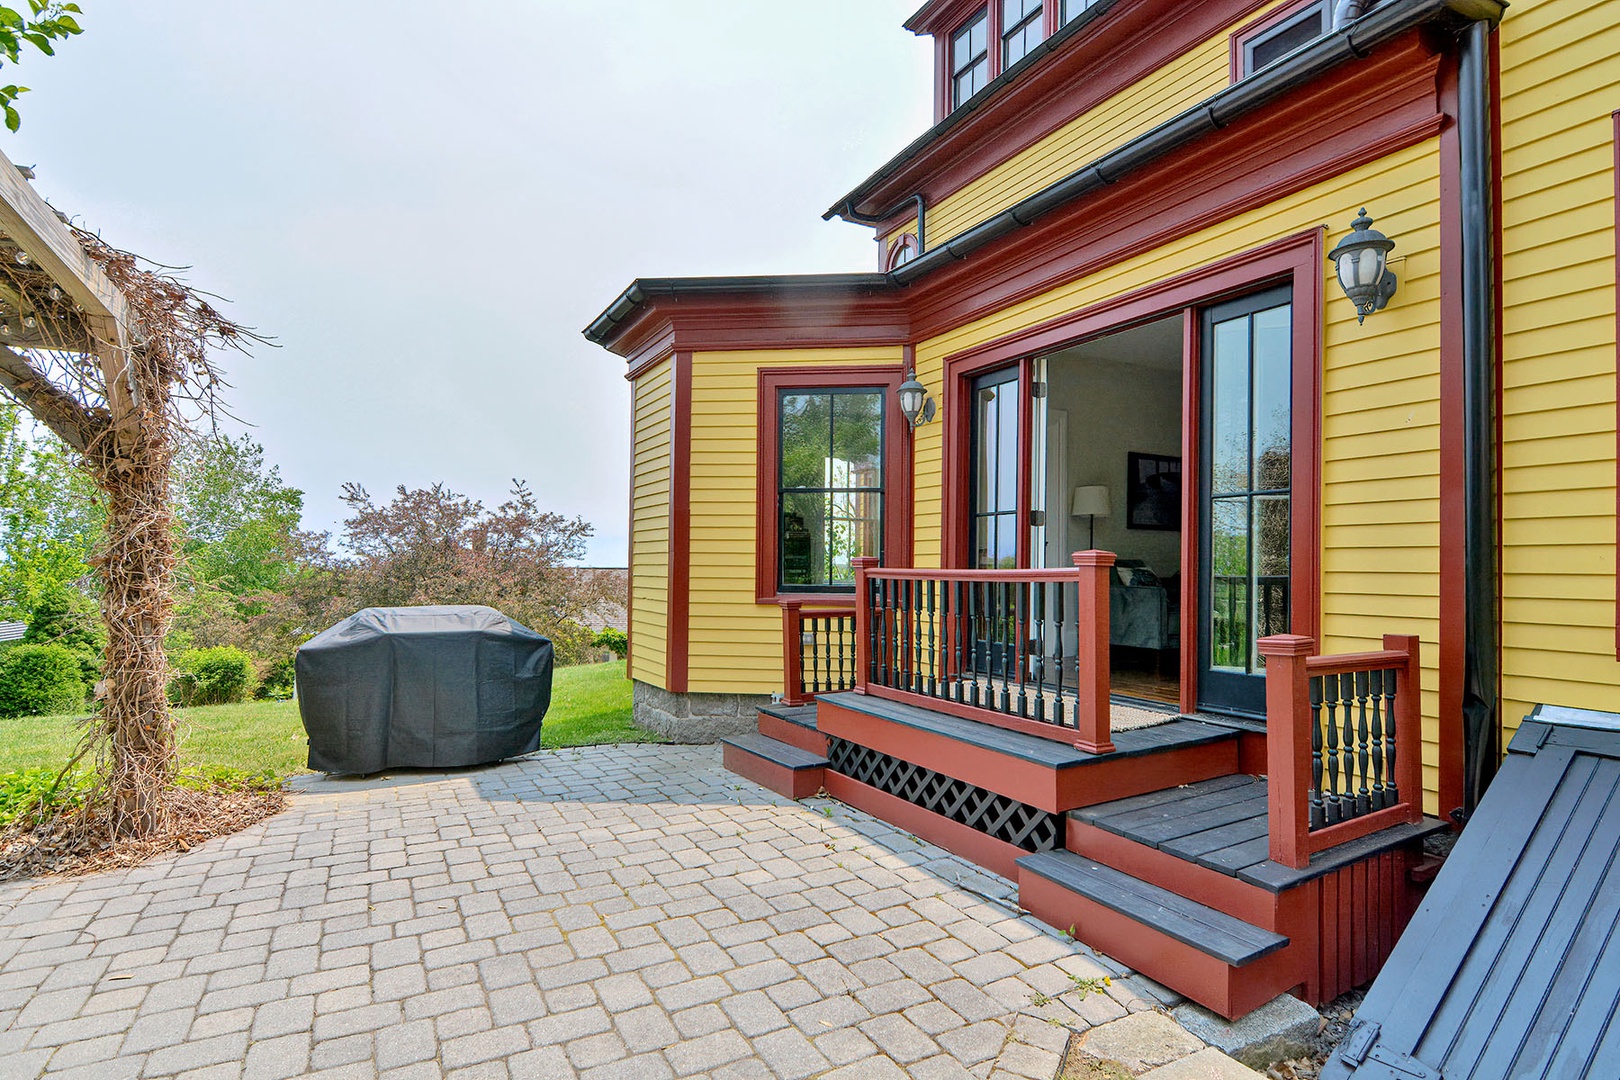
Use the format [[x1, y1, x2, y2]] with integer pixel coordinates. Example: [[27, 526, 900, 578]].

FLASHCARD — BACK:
[[1259, 633, 1424, 869], [851, 553, 1117, 753], [779, 599, 858, 706]]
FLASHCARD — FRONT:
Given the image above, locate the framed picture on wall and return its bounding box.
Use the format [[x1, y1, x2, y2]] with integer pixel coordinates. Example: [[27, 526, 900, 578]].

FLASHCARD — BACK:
[[1126, 453, 1181, 531]]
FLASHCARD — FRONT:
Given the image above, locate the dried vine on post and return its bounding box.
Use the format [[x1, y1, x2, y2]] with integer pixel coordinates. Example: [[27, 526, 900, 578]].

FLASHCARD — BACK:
[[0, 202, 266, 868]]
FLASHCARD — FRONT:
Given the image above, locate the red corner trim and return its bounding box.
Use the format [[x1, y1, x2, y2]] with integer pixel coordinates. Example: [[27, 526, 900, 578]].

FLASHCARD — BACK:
[[755, 365, 913, 604], [1614, 111, 1620, 660]]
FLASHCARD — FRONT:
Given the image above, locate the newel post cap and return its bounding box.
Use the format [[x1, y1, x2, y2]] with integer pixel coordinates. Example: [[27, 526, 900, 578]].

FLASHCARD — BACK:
[[1071, 550, 1117, 568], [1257, 634, 1316, 658]]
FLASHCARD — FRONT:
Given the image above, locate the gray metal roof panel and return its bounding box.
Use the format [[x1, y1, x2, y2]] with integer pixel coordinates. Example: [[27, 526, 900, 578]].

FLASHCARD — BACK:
[[1324, 704, 1620, 1080]]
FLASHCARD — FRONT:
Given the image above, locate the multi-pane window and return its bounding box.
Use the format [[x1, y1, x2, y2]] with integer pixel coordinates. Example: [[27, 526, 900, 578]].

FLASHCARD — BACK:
[[1001, 0, 1045, 68], [951, 10, 990, 109], [1061, 0, 1100, 26], [778, 389, 885, 590], [970, 368, 1021, 569], [1243, 1, 1329, 75]]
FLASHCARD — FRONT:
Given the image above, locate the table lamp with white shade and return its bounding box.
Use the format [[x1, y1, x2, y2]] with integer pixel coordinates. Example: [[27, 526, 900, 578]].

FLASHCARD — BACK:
[[1070, 485, 1111, 550]]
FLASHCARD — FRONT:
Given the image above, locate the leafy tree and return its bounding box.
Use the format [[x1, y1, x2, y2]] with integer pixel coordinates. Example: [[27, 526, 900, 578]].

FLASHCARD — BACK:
[[335, 481, 615, 664], [23, 581, 101, 686], [173, 434, 304, 598], [0, 2, 82, 130], [592, 627, 628, 660], [0, 407, 99, 619]]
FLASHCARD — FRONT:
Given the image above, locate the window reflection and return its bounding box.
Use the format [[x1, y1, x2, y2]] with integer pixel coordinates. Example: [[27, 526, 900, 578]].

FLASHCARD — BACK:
[[778, 390, 885, 589]]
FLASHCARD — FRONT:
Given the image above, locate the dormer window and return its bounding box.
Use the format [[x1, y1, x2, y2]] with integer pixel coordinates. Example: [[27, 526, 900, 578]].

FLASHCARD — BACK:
[[1061, 0, 1099, 25], [1241, 1, 1331, 76], [951, 11, 990, 108], [1001, 0, 1045, 68]]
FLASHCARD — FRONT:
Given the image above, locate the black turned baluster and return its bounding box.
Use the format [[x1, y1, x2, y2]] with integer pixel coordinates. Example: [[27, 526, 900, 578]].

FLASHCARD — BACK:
[[1309, 675, 1325, 830], [1052, 579, 1067, 727], [881, 579, 894, 689], [1015, 583, 1029, 718], [925, 580, 938, 699], [1355, 669, 1372, 818], [901, 580, 914, 692], [1340, 672, 1357, 820], [1032, 582, 1047, 725], [991, 586, 1004, 712], [1368, 668, 1387, 809], [1383, 668, 1400, 804], [809, 616, 822, 696], [946, 586, 959, 705], [967, 583, 981, 707], [1323, 675, 1342, 825]]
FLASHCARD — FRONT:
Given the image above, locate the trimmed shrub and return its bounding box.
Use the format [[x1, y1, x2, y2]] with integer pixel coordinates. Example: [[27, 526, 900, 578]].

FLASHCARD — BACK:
[[0, 644, 87, 719], [254, 656, 296, 701], [169, 646, 257, 706], [592, 627, 628, 660]]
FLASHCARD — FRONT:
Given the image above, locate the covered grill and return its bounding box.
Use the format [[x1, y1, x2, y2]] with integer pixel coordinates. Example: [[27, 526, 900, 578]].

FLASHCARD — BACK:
[[296, 606, 552, 774]]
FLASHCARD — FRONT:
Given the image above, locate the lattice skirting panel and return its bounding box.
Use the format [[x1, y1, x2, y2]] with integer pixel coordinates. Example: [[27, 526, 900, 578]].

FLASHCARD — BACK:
[[824, 737, 1060, 852]]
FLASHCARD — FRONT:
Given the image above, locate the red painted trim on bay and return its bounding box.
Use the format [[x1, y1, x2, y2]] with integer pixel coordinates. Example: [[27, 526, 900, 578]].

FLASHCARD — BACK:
[[1491, 33, 1507, 725], [755, 366, 913, 604], [667, 351, 693, 694], [1438, 55, 1467, 818]]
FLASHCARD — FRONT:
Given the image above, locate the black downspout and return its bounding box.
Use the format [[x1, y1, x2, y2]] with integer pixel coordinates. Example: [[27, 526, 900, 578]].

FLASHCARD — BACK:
[[841, 193, 928, 258], [1456, 18, 1499, 819]]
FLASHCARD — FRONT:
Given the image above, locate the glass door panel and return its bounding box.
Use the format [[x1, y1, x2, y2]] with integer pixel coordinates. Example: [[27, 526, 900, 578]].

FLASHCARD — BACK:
[[1198, 288, 1291, 717], [970, 367, 1021, 569]]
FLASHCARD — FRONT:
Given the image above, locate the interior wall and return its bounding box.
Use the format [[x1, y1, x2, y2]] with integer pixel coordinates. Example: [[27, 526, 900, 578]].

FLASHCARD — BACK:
[[1045, 353, 1182, 577]]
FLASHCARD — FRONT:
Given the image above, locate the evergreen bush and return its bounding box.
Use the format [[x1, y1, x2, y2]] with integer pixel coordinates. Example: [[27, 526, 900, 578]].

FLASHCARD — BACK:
[[0, 643, 87, 718], [169, 646, 257, 706]]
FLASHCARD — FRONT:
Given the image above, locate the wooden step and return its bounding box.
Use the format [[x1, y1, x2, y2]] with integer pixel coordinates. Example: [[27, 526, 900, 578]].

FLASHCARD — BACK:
[[757, 704, 826, 756], [721, 733, 826, 800], [1017, 849, 1299, 1019]]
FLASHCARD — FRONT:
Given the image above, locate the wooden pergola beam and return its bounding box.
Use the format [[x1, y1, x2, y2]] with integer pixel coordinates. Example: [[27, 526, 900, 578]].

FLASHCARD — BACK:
[[0, 145, 133, 434]]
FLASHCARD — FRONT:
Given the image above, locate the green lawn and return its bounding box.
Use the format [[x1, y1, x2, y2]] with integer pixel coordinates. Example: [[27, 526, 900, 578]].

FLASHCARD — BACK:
[[0, 660, 648, 778]]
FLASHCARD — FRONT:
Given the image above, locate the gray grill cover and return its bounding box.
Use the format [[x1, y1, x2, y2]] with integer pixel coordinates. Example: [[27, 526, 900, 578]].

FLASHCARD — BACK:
[[296, 606, 552, 774]]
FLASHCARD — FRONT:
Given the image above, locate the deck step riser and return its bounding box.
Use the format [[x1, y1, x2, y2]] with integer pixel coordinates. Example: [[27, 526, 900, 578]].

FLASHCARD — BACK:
[[721, 742, 825, 801], [816, 695, 1240, 814], [757, 711, 827, 756], [1067, 819, 1281, 929], [1018, 871, 1302, 1020]]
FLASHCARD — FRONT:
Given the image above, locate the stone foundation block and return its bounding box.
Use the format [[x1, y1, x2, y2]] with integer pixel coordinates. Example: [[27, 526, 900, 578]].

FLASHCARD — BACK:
[[632, 681, 770, 743]]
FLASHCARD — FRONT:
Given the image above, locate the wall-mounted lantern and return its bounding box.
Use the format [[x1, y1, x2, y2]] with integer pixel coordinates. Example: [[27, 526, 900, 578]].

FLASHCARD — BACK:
[[1328, 209, 1399, 324], [897, 369, 936, 428]]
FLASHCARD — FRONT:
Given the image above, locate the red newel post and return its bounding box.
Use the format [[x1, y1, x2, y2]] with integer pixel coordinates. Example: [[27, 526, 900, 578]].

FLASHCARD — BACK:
[[1072, 550, 1117, 755], [1384, 633, 1423, 824], [780, 601, 805, 706], [1259, 634, 1316, 869], [852, 557, 879, 695]]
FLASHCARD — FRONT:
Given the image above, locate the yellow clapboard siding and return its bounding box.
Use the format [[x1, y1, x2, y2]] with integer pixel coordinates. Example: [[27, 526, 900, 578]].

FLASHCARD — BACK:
[[1496, 0, 1620, 734], [684, 346, 905, 696], [629, 359, 674, 687]]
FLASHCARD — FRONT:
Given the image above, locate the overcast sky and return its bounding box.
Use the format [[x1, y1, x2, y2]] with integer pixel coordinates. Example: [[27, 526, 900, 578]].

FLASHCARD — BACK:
[[4, 2, 934, 565]]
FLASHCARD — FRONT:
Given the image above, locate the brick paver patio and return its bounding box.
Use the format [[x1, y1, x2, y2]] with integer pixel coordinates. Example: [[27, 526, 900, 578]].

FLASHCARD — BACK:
[[0, 745, 1250, 1079]]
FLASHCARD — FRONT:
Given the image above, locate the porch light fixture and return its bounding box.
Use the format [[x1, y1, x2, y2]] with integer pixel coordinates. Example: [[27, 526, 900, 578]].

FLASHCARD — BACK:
[[1070, 485, 1110, 549], [1328, 209, 1398, 324], [897, 369, 936, 428]]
